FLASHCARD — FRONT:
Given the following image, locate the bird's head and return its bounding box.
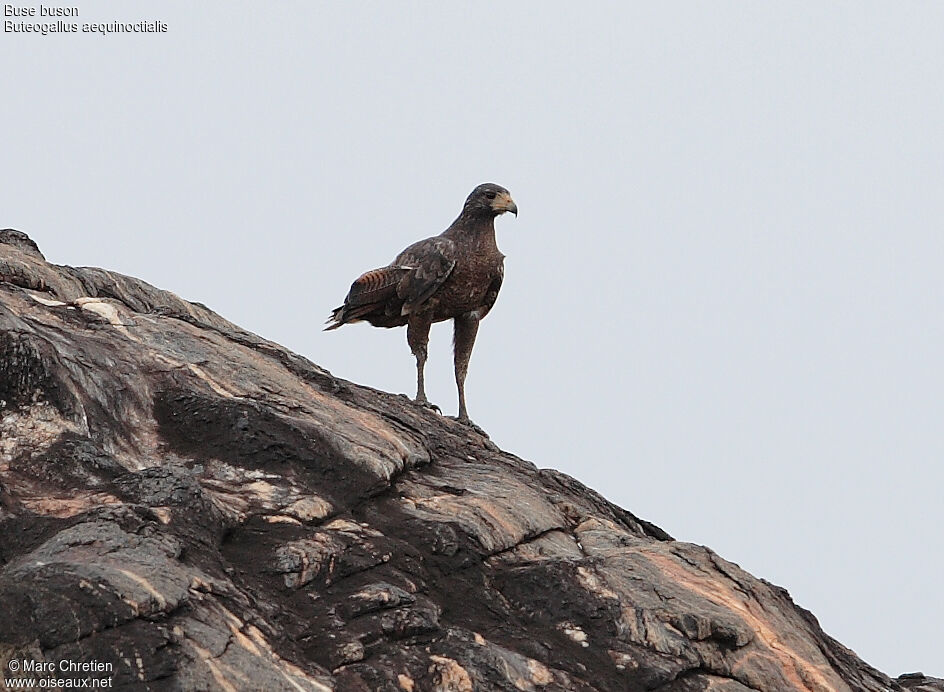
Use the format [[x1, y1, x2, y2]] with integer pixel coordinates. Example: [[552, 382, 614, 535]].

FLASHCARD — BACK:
[[463, 183, 518, 218]]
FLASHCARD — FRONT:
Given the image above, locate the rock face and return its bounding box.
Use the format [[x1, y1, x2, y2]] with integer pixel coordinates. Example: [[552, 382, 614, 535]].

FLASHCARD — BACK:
[[0, 229, 939, 692]]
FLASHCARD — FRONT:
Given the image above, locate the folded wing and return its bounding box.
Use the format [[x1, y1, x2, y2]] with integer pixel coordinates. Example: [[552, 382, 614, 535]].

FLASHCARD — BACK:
[[395, 237, 457, 316], [325, 237, 456, 330]]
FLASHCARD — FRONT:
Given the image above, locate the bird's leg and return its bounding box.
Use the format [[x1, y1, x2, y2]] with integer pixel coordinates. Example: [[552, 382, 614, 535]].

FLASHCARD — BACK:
[[407, 317, 438, 411], [453, 313, 480, 423]]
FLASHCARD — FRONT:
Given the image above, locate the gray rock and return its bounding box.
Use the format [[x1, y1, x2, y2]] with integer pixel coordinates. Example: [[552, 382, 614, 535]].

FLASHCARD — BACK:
[[0, 232, 931, 691], [897, 673, 944, 692]]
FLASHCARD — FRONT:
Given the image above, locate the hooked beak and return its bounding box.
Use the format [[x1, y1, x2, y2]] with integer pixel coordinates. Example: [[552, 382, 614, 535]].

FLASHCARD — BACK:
[[492, 192, 518, 217]]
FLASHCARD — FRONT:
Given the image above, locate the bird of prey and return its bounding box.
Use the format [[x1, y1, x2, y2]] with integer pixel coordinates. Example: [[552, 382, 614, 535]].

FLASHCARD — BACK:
[[325, 183, 517, 425]]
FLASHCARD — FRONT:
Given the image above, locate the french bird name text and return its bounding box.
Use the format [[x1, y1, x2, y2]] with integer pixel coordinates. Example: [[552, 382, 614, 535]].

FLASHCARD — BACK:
[[3, 4, 79, 16]]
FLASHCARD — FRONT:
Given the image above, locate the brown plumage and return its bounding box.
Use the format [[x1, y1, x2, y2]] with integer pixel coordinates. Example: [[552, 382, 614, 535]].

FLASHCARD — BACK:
[[326, 183, 517, 424]]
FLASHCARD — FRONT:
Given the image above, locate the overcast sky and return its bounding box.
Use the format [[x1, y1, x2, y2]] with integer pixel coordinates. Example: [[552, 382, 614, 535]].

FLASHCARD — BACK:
[[2, 1, 942, 677]]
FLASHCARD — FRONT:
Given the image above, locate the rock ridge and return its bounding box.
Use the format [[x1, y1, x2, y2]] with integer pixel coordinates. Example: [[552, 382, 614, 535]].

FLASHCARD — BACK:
[[0, 230, 939, 691]]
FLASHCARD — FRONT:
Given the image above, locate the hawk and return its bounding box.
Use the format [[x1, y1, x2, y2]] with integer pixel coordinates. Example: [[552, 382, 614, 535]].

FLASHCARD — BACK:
[[326, 183, 517, 425]]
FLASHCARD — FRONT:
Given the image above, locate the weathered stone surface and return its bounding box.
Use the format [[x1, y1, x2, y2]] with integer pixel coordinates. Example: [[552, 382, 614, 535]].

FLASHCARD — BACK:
[[896, 674, 944, 692], [0, 231, 935, 690]]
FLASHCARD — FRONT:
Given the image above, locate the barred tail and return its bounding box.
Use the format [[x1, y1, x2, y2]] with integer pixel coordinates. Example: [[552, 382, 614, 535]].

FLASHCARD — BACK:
[[323, 306, 346, 331]]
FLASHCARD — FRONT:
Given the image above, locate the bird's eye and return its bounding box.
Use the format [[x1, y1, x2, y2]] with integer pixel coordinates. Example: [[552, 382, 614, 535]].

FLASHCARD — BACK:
[[485, 191, 497, 200]]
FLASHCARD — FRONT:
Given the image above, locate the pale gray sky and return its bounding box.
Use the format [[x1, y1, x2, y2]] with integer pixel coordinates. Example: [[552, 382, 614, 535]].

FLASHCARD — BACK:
[[2, 1, 942, 676]]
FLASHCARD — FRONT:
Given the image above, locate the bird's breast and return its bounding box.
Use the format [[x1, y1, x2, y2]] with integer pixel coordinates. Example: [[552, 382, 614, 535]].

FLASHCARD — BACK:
[[430, 256, 501, 319]]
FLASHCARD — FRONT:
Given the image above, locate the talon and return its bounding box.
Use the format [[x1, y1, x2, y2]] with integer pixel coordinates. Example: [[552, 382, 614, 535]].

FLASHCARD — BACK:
[[450, 416, 489, 437], [415, 399, 442, 414]]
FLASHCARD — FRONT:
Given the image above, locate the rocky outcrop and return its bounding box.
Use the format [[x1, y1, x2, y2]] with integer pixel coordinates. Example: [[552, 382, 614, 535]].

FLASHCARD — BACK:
[[0, 229, 938, 691], [896, 675, 944, 692]]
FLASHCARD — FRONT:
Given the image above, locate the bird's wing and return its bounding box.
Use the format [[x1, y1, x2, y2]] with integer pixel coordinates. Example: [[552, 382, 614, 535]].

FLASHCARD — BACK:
[[394, 237, 457, 315], [324, 265, 412, 330], [344, 266, 409, 308]]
